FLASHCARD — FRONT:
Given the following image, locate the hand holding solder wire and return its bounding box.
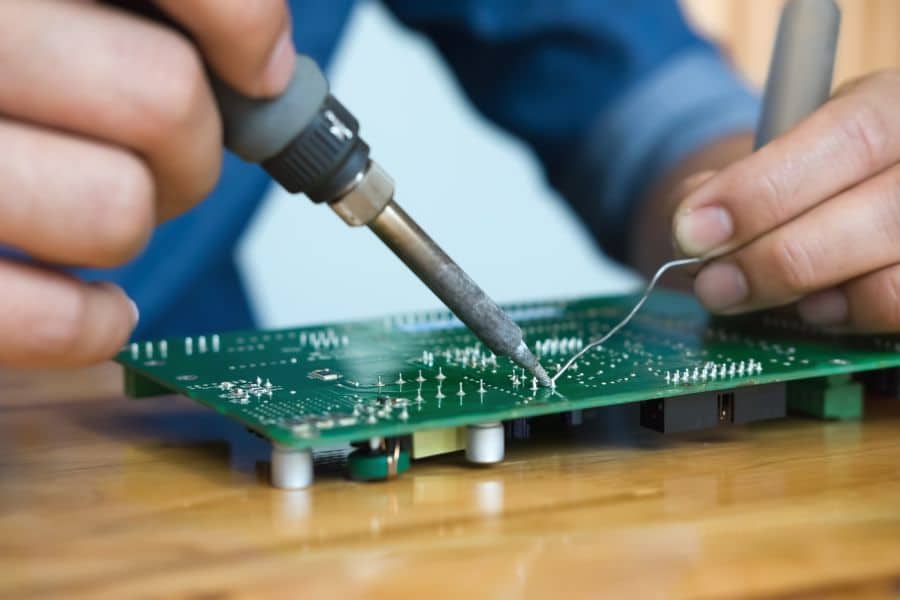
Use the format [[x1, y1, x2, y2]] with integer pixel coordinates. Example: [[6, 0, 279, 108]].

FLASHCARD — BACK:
[[555, 0, 900, 380], [673, 0, 900, 334]]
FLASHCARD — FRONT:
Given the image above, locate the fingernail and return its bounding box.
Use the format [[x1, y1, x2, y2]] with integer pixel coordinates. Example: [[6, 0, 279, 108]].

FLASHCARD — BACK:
[[797, 289, 848, 326], [675, 206, 733, 256], [694, 262, 749, 312], [262, 28, 296, 95], [129, 299, 140, 327]]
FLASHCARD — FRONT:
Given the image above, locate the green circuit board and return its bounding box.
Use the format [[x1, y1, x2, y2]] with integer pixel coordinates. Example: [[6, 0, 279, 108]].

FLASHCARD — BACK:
[[118, 290, 900, 448]]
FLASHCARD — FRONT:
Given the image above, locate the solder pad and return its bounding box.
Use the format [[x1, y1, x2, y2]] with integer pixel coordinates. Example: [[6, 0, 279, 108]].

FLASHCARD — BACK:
[[117, 290, 900, 448]]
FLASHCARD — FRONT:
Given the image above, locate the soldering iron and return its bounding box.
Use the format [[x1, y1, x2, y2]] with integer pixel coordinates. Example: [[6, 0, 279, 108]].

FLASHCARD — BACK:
[[104, 0, 549, 386], [215, 58, 550, 386]]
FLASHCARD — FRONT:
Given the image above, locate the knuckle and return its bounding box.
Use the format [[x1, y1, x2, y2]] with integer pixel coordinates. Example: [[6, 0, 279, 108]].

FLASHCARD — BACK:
[[840, 96, 891, 173], [216, 0, 285, 41], [140, 33, 209, 141], [723, 155, 793, 232], [751, 168, 793, 227], [89, 155, 155, 265], [156, 131, 222, 217], [770, 237, 819, 294]]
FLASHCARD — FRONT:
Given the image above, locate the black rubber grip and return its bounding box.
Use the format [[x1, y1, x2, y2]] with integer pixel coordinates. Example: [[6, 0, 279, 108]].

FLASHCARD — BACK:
[[262, 95, 370, 201]]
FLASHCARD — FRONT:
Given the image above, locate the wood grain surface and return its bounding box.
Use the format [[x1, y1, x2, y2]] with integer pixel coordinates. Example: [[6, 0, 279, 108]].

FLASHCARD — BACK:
[[3, 364, 900, 598]]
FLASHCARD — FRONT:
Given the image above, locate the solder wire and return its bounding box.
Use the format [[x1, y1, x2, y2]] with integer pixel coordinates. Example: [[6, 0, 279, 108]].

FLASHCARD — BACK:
[[550, 257, 704, 386]]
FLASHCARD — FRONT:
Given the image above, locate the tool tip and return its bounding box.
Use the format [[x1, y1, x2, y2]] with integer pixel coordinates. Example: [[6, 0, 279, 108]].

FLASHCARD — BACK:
[[532, 364, 553, 388], [511, 341, 552, 388]]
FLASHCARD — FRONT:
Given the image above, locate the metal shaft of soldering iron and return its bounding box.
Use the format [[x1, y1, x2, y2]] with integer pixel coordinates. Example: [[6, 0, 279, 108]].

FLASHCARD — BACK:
[[212, 55, 550, 386], [368, 201, 549, 386]]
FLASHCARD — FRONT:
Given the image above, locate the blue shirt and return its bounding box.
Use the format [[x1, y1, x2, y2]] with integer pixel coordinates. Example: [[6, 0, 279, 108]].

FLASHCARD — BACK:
[[70, 0, 758, 339]]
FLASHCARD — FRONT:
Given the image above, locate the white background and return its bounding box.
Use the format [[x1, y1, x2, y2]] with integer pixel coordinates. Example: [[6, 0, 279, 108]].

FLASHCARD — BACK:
[[237, 2, 636, 328]]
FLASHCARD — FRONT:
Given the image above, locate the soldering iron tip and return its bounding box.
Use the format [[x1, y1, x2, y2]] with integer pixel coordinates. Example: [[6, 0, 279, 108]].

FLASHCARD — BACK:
[[532, 363, 553, 388], [511, 341, 552, 388]]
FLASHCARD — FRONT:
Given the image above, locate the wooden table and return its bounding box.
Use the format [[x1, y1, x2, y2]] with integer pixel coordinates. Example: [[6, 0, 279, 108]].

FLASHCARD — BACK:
[[3, 363, 900, 599]]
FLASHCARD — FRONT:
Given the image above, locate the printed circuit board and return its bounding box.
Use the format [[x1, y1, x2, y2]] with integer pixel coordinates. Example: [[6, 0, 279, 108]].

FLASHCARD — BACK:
[[119, 290, 900, 450]]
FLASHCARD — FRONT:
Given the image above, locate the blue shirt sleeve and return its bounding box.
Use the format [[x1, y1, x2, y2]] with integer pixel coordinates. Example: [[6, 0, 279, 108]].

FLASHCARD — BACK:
[[382, 0, 759, 261]]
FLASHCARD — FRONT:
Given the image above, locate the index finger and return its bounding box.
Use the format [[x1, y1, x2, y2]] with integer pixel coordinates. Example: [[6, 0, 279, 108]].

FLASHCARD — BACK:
[[154, 0, 296, 98], [673, 71, 900, 258]]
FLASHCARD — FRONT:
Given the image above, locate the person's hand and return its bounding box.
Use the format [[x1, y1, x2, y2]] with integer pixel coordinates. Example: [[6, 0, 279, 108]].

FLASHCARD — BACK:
[[673, 71, 900, 332], [0, 0, 295, 367]]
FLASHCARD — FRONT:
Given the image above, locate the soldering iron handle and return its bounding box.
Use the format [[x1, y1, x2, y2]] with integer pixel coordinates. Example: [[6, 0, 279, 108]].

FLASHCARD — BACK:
[[213, 57, 372, 203], [103, 0, 372, 203], [212, 57, 328, 168], [755, 0, 841, 149]]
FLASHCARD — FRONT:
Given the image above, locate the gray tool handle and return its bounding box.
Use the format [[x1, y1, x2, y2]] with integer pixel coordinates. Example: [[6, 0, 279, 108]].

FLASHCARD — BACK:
[[213, 56, 371, 202], [755, 0, 841, 149], [213, 56, 328, 163]]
